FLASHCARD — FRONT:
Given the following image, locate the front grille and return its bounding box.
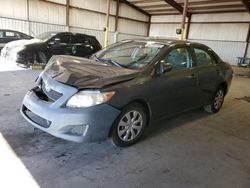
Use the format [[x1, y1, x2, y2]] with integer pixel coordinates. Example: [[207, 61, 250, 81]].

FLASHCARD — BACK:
[[22, 105, 51, 128], [41, 80, 63, 101]]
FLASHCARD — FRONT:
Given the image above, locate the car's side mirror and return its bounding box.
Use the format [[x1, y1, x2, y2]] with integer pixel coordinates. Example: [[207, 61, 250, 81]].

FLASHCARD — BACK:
[[48, 41, 55, 46], [181, 61, 187, 67], [160, 60, 172, 73], [155, 60, 172, 76], [48, 38, 60, 48], [54, 38, 60, 46]]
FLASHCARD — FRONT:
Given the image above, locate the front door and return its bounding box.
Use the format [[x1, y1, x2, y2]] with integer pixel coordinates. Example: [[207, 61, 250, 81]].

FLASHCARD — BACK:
[[151, 46, 201, 119], [48, 33, 72, 56]]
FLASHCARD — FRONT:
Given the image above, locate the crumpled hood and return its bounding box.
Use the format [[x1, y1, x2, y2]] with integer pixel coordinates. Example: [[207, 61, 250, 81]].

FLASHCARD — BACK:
[[3, 38, 41, 51], [44, 55, 139, 89]]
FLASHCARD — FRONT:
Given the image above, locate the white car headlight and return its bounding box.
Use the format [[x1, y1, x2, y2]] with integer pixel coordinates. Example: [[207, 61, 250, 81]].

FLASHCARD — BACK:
[[66, 90, 115, 108], [10, 46, 26, 54]]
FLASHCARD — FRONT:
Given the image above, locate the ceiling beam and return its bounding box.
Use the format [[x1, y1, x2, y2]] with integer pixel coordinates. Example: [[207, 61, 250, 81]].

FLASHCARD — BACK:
[[191, 9, 247, 14], [150, 9, 247, 15], [119, 0, 150, 16], [139, 0, 242, 9], [130, 0, 163, 4], [164, 0, 191, 17], [146, 4, 245, 12], [241, 0, 250, 12]]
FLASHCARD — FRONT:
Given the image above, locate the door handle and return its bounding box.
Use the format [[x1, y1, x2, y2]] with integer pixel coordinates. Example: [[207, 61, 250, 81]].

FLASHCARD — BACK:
[[186, 74, 196, 79]]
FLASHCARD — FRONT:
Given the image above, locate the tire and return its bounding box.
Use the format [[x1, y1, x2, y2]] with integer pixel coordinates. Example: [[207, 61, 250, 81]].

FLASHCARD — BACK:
[[204, 86, 225, 113], [110, 103, 147, 147], [72, 45, 77, 55], [36, 51, 47, 65]]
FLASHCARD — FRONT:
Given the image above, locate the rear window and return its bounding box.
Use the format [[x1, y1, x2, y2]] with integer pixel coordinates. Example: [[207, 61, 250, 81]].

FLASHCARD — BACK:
[[194, 48, 215, 66], [71, 34, 87, 44], [85, 36, 99, 45]]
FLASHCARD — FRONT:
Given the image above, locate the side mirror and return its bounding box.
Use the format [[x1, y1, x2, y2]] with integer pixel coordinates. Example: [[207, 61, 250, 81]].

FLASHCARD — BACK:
[[181, 61, 187, 67], [160, 60, 172, 73], [48, 38, 60, 48], [48, 41, 55, 47], [54, 38, 60, 45]]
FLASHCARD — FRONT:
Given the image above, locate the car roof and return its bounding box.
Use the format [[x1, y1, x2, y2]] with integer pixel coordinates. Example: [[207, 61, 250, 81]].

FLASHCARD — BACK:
[[0, 29, 29, 35], [46, 31, 97, 38], [122, 37, 210, 48]]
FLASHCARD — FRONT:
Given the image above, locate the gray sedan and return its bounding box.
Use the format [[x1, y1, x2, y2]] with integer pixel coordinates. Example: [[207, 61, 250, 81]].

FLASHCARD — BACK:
[[21, 39, 233, 147]]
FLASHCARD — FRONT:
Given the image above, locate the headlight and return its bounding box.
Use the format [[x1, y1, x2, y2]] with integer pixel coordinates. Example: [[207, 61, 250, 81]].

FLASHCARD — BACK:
[[10, 46, 26, 54], [66, 90, 115, 108]]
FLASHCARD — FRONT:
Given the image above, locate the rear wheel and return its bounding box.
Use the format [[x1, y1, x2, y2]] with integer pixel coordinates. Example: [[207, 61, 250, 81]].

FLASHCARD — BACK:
[[204, 87, 225, 113], [111, 103, 147, 147]]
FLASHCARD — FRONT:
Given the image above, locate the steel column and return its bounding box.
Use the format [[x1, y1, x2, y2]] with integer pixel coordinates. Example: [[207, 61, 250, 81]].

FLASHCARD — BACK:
[[244, 24, 250, 58], [105, 0, 111, 47], [66, 0, 70, 31], [180, 0, 188, 40]]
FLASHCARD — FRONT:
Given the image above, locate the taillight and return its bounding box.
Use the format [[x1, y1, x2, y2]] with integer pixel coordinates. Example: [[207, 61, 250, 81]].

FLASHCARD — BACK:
[[98, 43, 102, 50]]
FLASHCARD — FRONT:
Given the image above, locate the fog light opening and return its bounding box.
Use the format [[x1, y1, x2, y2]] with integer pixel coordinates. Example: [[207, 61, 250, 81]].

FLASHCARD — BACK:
[[65, 125, 89, 136]]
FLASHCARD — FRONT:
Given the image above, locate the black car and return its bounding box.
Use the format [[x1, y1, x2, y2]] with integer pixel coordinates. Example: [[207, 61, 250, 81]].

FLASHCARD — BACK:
[[21, 39, 233, 147], [0, 29, 32, 51], [1, 31, 102, 66]]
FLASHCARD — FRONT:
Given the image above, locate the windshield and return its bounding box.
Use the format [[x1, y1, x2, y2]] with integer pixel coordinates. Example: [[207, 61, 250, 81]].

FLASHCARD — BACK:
[[93, 41, 165, 69], [36, 32, 58, 42]]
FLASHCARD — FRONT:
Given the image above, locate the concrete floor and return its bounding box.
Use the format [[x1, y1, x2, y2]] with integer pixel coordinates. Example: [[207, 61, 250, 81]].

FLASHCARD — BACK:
[[0, 66, 250, 188]]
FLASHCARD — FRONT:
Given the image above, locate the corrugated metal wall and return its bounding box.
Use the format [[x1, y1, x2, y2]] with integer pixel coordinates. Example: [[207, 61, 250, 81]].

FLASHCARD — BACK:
[[0, 0, 149, 46], [149, 13, 250, 65], [0, 17, 29, 34], [70, 26, 115, 45]]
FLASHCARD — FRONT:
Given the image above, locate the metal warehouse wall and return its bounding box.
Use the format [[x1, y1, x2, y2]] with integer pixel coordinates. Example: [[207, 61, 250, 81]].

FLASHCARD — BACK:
[[0, 0, 67, 36], [150, 12, 250, 65], [0, 0, 149, 45]]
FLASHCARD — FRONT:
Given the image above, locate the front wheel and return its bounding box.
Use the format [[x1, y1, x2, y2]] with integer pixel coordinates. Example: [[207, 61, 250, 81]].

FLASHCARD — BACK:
[[204, 87, 225, 113], [111, 103, 147, 147], [35, 51, 47, 65]]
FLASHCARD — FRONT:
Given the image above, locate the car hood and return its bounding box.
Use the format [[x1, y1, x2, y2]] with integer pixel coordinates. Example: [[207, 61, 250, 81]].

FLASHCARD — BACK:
[[44, 55, 139, 89], [4, 38, 41, 51]]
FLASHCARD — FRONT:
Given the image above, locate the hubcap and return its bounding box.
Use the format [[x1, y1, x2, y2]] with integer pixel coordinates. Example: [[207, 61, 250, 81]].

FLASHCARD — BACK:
[[214, 90, 224, 110], [117, 110, 143, 142]]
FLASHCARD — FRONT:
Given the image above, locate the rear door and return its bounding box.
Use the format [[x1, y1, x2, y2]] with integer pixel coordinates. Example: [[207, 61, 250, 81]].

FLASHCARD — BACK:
[[190, 45, 224, 104], [151, 45, 201, 118]]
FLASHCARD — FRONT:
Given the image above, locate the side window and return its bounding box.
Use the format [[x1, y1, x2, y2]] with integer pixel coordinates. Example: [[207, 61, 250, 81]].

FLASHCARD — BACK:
[[72, 35, 87, 44], [194, 48, 215, 66], [0, 31, 3, 38], [164, 47, 191, 71], [5, 31, 16, 38], [55, 34, 70, 44], [19, 33, 28, 39]]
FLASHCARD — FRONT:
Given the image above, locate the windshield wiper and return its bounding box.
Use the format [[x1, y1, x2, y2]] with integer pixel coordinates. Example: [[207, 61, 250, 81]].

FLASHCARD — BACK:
[[92, 55, 124, 68], [102, 59, 124, 68], [92, 55, 105, 63]]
